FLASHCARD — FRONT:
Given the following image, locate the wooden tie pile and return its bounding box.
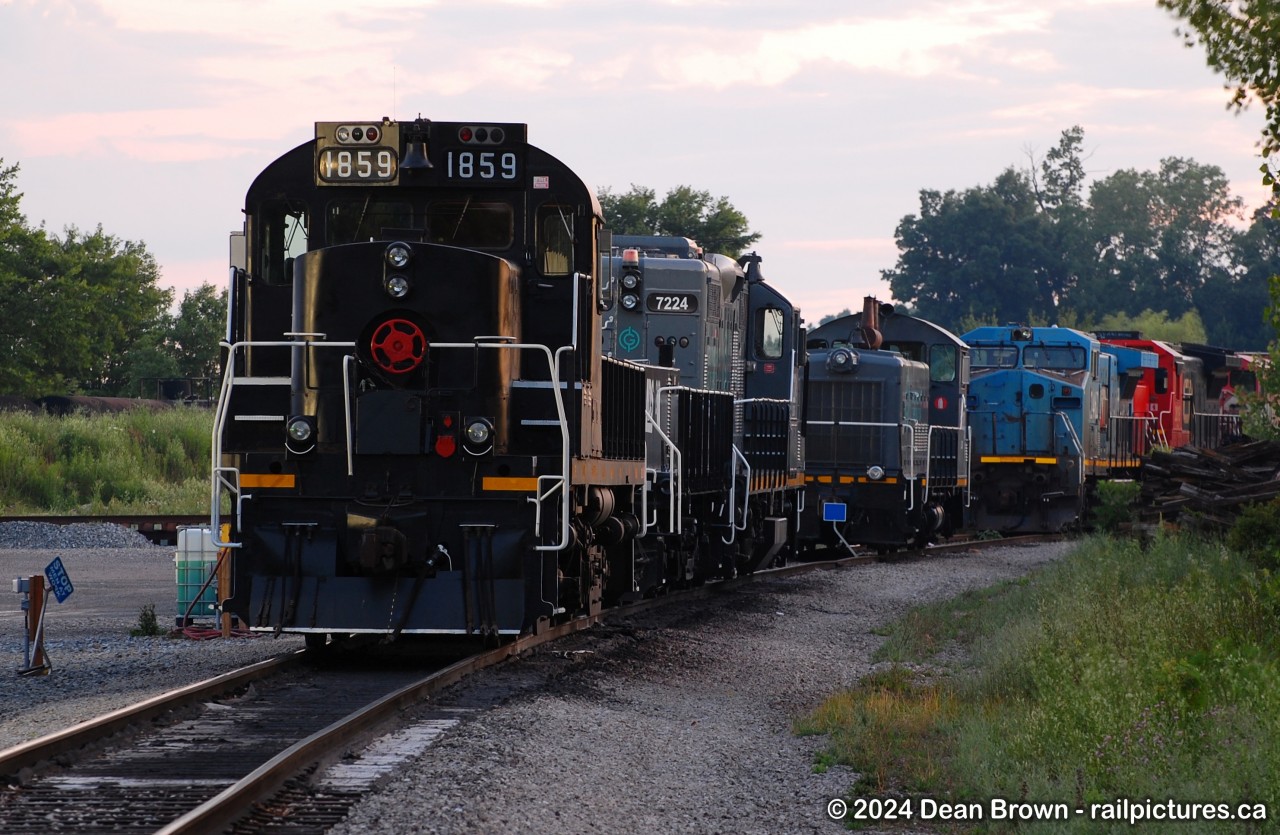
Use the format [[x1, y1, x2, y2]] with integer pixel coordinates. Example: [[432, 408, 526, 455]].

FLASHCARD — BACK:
[[1137, 440, 1280, 534]]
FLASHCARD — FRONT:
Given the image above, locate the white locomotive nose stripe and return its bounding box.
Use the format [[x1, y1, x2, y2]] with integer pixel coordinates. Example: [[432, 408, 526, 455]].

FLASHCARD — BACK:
[[233, 415, 285, 422]]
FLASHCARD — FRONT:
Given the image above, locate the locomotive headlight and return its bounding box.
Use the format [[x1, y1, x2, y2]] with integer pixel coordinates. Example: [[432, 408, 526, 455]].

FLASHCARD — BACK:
[[287, 417, 314, 443], [867, 465, 885, 481], [465, 418, 493, 445], [620, 272, 640, 290], [286, 416, 316, 454], [827, 348, 858, 373], [385, 243, 412, 269], [463, 417, 494, 455], [621, 293, 640, 310], [384, 274, 411, 298]]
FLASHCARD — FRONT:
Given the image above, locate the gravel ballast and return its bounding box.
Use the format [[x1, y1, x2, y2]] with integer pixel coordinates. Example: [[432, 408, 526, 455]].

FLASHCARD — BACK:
[[330, 541, 1074, 835], [0, 523, 1073, 833]]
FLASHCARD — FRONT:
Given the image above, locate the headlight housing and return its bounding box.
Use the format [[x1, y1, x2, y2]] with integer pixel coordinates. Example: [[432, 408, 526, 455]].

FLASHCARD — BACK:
[[867, 465, 885, 481], [286, 415, 316, 454], [384, 274, 411, 299], [827, 348, 858, 373], [463, 417, 494, 454], [385, 242, 412, 269]]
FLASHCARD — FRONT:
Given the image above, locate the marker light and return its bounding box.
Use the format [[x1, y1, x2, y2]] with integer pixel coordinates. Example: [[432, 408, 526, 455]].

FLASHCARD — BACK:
[[621, 249, 640, 268], [867, 465, 885, 481]]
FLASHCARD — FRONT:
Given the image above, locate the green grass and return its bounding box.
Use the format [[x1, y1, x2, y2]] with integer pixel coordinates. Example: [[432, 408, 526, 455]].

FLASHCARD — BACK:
[[0, 407, 213, 514], [798, 533, 1280, 832]]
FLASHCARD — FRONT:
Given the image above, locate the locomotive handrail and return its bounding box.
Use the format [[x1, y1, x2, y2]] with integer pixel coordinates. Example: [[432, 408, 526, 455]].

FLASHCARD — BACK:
[[1105, 413, 1156, 466], [722, 445, 751, 545], [900, 423, 920, 512], [212, 338, 359, 547], [1052, 410, 1086, 486], [211, 337, 572, 553], [531, 476, 564, 541], [964, 427, 973, 507], [643, 418, 682, 536], [210, 466, 241, 549], [1191, 408, 1243, 450], [923, 424, 966, 503], [652, 386, 686, 536], [342, 356, 356, 476]]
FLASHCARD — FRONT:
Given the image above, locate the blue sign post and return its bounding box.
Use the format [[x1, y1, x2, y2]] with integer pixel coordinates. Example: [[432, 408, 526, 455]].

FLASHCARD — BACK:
[[44, 557, 74, 604]]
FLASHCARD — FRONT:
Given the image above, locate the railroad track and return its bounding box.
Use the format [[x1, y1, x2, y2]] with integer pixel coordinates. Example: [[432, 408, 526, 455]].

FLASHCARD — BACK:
[[0, 533, 1057, 833]]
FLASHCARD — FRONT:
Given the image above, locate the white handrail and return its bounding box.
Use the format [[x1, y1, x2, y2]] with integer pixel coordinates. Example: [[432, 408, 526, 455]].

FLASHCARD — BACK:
[[211, 337, 572, 552]]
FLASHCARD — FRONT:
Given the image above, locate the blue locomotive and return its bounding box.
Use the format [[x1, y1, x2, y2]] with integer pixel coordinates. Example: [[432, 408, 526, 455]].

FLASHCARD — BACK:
[[800, 300, 970, 550], [962, 325, 1154, 532]]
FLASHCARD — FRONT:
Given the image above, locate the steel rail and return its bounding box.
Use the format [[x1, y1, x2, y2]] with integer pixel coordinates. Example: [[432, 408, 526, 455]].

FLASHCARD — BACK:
[[158, 613, 609, 834], [0, 651, 302, 778]]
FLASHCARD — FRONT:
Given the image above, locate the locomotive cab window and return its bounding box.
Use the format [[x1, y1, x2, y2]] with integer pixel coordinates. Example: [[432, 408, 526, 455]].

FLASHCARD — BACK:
[[1023, 345, 1085, 370], [326, 198, 413, 245], [427, 200, 513, 249], [929, 345, 957, 382], [537, 204, 574, 276], [883, 341, 922, 362], [972, 346, 1017, 368], [258, 201, 309, 285], [755, 307, 784, 360]]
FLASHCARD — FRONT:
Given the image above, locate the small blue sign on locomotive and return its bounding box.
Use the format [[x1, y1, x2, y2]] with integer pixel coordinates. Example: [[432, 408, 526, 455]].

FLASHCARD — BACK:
[[822, 502, 848, 523], [44, 556, 74, 603]]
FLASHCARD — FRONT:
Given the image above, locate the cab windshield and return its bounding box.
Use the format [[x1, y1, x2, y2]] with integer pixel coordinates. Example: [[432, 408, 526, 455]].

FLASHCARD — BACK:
[[971, 346, 1018, 369], [1023, 345, 1086, 370]]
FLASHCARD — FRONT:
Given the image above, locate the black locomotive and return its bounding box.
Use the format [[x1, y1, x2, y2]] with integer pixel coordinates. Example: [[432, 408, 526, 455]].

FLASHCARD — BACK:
[[211, 118, 803, 643]]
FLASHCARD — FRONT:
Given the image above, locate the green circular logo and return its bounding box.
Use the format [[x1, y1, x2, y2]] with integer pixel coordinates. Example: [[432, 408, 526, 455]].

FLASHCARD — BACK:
[[619, 326, 641, 353]]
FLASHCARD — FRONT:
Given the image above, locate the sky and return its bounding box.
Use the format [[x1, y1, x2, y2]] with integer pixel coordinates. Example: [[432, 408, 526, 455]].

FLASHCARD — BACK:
[[0, 0, 1269, 323]]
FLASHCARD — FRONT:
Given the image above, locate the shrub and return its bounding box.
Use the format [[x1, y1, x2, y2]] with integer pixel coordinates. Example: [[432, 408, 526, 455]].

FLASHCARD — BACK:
[[1091, 479, 1140, 533], [1227, 499, 1280, 571]]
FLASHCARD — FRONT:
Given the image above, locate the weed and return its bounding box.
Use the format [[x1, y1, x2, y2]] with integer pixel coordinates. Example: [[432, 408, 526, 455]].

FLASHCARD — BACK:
[[1227, 499, 1280, 570], [1092, 479, 1140, 533], [0, 408, 212, 514], [130, 603, 163, 637]]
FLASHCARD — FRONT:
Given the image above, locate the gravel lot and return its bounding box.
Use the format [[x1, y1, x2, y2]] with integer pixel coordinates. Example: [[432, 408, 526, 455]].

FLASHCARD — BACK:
[[0, 523, 303, 750], [0, 524, 1074, 833]]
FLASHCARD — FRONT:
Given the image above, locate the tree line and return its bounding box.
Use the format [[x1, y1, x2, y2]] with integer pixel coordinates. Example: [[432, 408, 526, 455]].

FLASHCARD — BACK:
[[0, 161, 224, 399], [882, 126, 1277, 349], [3, 117, 1277, 402]]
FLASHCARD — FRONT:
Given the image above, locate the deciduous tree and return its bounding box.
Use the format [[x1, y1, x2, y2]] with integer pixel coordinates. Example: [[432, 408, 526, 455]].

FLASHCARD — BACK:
[[598, 184, 760, 254]]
